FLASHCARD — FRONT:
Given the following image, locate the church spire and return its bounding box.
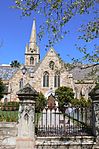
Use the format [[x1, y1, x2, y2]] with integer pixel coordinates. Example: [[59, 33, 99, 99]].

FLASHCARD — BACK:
[[30, 19, 36, 44], [25, 19, 40, 66]]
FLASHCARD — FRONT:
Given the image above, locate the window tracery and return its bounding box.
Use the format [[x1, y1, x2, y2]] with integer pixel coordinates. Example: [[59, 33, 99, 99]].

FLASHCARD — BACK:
[[54, 72, 60, 87], [43, 71, 49, 87]]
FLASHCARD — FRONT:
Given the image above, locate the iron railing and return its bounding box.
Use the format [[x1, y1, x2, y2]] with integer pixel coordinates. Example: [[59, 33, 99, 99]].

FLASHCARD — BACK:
[[35, 106, 93, 137]]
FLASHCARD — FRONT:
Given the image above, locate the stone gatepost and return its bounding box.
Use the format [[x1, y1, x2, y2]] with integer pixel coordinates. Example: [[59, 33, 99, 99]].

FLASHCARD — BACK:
[[89, 84, 99, 147], [16, 83, 38, 149]]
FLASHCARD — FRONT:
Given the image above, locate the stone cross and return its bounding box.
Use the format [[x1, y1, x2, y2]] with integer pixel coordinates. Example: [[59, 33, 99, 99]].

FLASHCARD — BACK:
[[16, 83, 38, 149]]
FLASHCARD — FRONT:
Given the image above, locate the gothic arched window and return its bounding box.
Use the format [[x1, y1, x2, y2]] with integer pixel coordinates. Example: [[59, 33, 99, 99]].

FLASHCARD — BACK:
[[30, 56, 34, 65], [19, 78, 23, 89], [54, 72, 60, 87], [49, 61, 55, 70], [43, 71, 49, 87]]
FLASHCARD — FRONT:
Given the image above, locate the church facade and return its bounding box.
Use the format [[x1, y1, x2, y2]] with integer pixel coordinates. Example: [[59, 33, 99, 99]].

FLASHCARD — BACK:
[[0, 20, 97, 102]]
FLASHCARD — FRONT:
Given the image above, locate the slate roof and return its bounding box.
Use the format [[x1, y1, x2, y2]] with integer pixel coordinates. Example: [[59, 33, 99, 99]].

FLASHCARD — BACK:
[[69, 64, 99, 80], [0, 63, 40, 81], [0, 66, 18, 80]]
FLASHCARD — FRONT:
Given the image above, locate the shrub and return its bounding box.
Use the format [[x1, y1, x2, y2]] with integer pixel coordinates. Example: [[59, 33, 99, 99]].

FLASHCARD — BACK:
[[71, 97, 92, 107], [1, 101, 19, 111], [35, 92, 46, 113], [55, 86, 74, 112]]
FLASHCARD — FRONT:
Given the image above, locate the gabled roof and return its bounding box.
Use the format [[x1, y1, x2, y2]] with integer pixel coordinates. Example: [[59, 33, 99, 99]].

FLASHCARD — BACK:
[[34, 47, 65, 70], [42, 47, 61, 60]]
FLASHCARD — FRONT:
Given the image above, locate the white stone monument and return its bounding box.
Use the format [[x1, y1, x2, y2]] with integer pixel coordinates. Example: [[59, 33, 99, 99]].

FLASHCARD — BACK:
[[16, 83, 38, 149]]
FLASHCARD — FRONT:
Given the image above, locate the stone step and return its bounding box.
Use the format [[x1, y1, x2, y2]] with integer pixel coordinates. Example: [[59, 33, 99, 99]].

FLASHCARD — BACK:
[[94, 146, 99, 149]]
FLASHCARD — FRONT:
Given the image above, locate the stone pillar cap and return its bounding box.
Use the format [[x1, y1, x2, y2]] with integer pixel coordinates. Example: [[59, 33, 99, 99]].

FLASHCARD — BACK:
[[17, 83, 38, 101]]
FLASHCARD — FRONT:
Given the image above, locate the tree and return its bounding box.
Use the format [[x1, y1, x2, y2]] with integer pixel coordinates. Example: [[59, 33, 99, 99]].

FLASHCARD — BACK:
[[35, 92, 46, 113], [55, 86, 74, 112], [13, 0, 99, 68], [35, 92, 46, 132], [10, 60, 21, 68], [71, 97, 92, 107], [0, 78, 5, 100]]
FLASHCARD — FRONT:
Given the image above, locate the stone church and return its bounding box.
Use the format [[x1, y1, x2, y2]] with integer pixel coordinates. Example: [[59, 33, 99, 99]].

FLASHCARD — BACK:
[[0, 20, 97, 102]]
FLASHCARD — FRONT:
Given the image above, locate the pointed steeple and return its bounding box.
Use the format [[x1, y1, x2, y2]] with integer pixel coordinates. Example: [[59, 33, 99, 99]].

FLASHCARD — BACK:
[[30, 19, 36, 44], [25, 19, 40, 66]]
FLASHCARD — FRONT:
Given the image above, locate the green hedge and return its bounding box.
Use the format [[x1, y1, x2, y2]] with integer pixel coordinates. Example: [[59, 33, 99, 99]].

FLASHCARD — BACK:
[[0, 102, 19, 111]]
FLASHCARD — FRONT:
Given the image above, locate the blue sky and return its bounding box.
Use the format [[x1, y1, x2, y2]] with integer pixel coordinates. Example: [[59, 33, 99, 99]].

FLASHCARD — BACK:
[[0, 1, 98, 65]]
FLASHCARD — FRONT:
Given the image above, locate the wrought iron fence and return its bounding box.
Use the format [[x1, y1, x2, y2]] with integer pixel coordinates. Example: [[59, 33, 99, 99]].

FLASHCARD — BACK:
[[0, 102, 19, 122], [35, 105, 93, 137]]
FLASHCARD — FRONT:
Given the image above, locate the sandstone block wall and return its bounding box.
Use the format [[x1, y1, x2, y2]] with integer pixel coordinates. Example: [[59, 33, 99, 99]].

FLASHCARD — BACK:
[[0, 122, 17, 149], [36, 136, 96, 149]]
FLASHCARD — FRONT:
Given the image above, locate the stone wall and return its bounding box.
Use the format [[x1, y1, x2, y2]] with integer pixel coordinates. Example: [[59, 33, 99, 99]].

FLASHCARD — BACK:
[[36, 136, 96, 149], [0, 122, 98, 149], [0, 122, 17, 149], [30, 48, 73, 95]]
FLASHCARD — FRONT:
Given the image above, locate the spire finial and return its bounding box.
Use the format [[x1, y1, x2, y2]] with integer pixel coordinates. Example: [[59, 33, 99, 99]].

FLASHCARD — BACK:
[[30, 19, 36, 43]]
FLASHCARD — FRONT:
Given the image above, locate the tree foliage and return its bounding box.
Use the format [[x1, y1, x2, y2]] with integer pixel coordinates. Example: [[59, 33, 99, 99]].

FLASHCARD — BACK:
[[35, 92, 46, 113], [0, 78, 5, 100], [13, 0, 99, 66], [55, 86, 74, 112], [10, 60, 21, 68], [71, 97, 92, 107]]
